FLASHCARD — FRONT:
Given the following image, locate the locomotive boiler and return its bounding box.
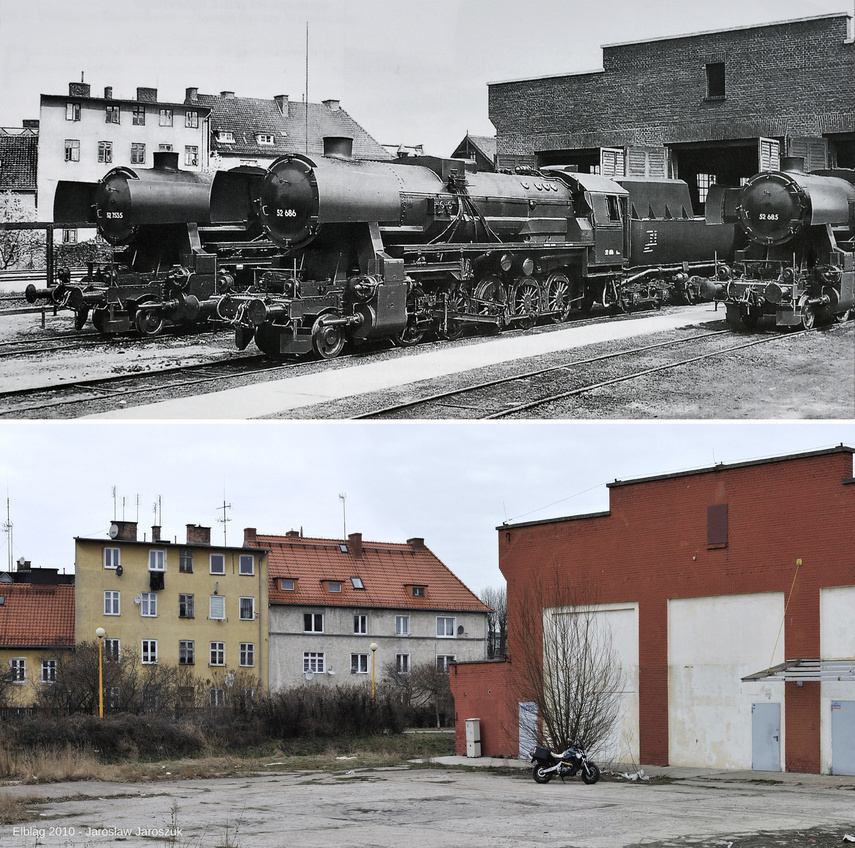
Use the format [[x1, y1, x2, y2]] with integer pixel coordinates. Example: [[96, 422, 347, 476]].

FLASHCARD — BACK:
[[215, 137, 735, 357], [29, 152, 272, 334], [707, 159, 855, 329]]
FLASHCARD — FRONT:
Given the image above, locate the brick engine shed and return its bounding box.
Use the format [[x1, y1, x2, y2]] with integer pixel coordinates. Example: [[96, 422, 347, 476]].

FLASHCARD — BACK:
[[450, 446, 855, 775]]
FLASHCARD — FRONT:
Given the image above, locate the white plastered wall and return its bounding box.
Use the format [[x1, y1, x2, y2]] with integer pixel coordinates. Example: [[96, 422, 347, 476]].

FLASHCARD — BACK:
[[820, 586, 855, 774], [668, 592, 784, 769]]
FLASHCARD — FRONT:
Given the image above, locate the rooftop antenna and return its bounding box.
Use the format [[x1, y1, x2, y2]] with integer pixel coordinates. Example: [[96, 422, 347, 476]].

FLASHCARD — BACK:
[[339, 492, 347, 539], [152, 495, 161, 526], [136, 493, 140, 523], [122, 496, 126, 521], [112, 485, 117, 520], [3, 495, 13, 572], [305, 22, 309, 154], [217, 498, 232, 546]]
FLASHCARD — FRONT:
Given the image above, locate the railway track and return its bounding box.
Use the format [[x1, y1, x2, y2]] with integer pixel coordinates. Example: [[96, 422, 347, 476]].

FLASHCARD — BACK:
[[351, 327, 827, 419]]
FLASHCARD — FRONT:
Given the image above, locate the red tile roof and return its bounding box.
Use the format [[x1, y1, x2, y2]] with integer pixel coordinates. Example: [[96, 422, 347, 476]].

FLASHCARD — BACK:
[[0, 134, 38, 192], [248, 534, 489, 612], [0, 583, 75, 648]]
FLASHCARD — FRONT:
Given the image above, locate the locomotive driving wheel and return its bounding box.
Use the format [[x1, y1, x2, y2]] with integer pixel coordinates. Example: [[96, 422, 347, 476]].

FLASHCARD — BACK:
[[396, 284, 427, 347], [799, 297, 816, 330], [545, 273, 573, 323], [134, 307, 164, 336], [311, 314, 346, 359], [74, 308, 90, 331], [511, 279, 541, 329], [437, 287, 466, 340]]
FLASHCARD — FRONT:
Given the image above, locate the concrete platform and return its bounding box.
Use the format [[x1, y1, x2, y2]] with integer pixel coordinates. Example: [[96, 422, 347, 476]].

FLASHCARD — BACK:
[[89, 304, 721, 420]]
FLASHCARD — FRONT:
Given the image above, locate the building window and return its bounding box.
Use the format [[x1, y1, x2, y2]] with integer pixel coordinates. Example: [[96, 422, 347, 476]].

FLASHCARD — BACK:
[[396, 654, 410, 674], [184, 145, 199, 167], [141, 640, 158, 664], [106, 686, 121, 710], [240, 643, 255, 667], [148, 549, 165, 571], [436, 655, 456, 672], [239, 554, 254, 575], [210, 595, 226, 620], [412, 586, 425, 598], [210, 553, 225, 574], [64, 139, 80, 162], [210, 687, 226, 707], [185, 110, 199, 129], [351, 577, 364, 590], [328, 582, 341, 593], [105, 104, 120, 124], [351, 653, 368, 674], [159, 108, 173, 127], [38, 658, 55, 684], [281, 579, 295, 591], [143, 685, 159, 712], [216, 130, 235, 143], [304, 613, 323, 632], [104, 590, 120, 615], [697, 173, 716, 204], [179, 593, 195, 619], [141, 592, 157, 617], [97, 140, 113, 165], [104, 638, 120, 662], [395, 615, 410, 636], [62, 229, 77, 244], [256, 133, 275, 145], [132, 105, 146, 126], [706, 62, 726, 99], [179, 640, 195, 665], [354, 614, 367, 634], [303, 652, 325, 673], [104, 547, 120, 569], [210, 642, 225, 666], [9, 658, 26, 683], [437, 617, 455, 637], [158, 143, 173, 152], [130, 143, 145, 165], [179, 549, 193, 573], [239, 597, 255, 620], [708, 503, 729, 547], [66, 102, 80, 121]]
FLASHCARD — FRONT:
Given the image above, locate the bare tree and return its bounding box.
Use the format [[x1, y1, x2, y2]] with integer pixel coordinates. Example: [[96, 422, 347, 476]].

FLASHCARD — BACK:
[[383, 660, 453, 728], [511, 571, 623, 753], [479, 585, 508, 659], [0, 192, 44, 270]]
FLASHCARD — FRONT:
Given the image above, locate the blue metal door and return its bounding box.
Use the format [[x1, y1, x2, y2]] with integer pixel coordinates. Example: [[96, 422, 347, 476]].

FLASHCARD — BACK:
[[831, 701, 855, 775], [752, 702, 781, 771]]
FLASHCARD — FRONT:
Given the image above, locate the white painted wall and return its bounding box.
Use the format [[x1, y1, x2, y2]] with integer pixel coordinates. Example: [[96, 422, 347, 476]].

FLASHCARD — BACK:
[[820, 585, 855, 773], [668, 592, 785, 769]]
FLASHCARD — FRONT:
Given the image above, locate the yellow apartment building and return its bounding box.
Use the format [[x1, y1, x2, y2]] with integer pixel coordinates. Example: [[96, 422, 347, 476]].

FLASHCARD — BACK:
[[74, 520, 268, 708]]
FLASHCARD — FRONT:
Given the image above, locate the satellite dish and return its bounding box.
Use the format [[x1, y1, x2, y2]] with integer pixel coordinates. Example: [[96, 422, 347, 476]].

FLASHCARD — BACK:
[[17, 556, 25, 566], [109, 523, 119, 539], [115, 565, 124, 577], [304, 671, 314, 681], [134, 594, 141, 605], [328, 669, 336, 676]]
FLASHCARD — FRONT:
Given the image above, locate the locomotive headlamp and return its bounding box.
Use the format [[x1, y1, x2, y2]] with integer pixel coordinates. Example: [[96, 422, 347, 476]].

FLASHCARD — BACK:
[[500, 253, 513, 272]]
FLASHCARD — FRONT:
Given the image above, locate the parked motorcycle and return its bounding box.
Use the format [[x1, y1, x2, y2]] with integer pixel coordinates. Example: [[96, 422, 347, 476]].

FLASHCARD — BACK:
[[530, 742, 601, 784]]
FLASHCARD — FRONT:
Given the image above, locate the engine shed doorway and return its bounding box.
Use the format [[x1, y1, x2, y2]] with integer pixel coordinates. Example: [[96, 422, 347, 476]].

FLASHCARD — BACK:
[[670, 141, 761, 214]]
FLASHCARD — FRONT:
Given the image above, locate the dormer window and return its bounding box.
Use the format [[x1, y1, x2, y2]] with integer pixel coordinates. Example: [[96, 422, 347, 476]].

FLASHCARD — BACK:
[[281, 579, 296, 591], [327, 582, 342, 593], [412, 586, 426, 598], [217, 130, 235, 143], [256, 133, 275, 145]]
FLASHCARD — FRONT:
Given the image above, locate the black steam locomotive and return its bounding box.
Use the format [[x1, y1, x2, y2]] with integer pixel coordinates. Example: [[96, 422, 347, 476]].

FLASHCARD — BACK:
[[213, 138, 736, 357], [26, 152, 275, 334], [706, 159, 855, 329]]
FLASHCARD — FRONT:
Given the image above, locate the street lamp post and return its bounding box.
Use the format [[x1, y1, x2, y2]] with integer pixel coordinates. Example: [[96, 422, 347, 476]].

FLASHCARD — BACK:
[[95, 627, 106, 718], [369, 642, 378, 702]]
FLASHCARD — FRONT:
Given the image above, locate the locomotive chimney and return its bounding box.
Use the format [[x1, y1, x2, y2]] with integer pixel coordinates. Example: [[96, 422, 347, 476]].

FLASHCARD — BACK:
[[153, 151, 180, 171], [781, 156, 805, 173], [274, 94, 289, 117], [323, 136, 353, 160]]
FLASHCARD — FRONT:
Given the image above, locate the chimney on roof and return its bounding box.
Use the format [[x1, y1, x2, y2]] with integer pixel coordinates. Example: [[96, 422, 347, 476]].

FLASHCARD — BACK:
[[136, 87, 158, 103], [407, 537, 426, 551], [185, 87, 199, 103], [186, 524, 211, 546], [22, 119, 39, 129], [152, 525, 161, 542], [323, 98, 340, 112], [348, 532, 363, 560], [285, 530, 300, 538], [274, 94, 289, 117], [220, 90, 235, 99], [69, 82, 91, 98], [111, 520, 138, 541], [244, 527, 258, 545], [104, 86, 113, 100]]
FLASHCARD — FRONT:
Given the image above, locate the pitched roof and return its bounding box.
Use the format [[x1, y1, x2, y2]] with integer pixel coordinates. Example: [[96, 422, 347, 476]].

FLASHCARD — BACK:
[[0, 583, 75, 648], [246, 533, 489, 612], [452, 134, 497, 165], [0, 134, 38, 191], [194, 93, 391, 161]]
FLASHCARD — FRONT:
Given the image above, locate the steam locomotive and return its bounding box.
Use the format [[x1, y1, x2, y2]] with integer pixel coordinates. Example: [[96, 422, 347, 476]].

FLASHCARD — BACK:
[[26, 152, 275, 334], [212, 137, 736, 357], [705, 159, 855, 329]]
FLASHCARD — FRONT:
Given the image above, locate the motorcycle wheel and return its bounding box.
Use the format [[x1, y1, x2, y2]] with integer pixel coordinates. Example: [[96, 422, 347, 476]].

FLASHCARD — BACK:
[[581, 762, 600, 785], [532, 764, 554, 784]]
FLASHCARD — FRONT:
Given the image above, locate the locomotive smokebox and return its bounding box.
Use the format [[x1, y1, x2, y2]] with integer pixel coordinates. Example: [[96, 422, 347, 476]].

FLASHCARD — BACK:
[[324, 137, 354, 159]]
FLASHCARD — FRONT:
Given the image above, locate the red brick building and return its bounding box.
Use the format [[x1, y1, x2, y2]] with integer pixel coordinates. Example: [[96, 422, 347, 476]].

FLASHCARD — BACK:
[[451, 446, 855, 774], [488, 14, 855, 212]]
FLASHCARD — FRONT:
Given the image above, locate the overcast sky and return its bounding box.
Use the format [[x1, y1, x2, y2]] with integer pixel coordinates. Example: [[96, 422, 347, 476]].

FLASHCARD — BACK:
[[1, 0, 851, 155], [2, 421, 853, 595]]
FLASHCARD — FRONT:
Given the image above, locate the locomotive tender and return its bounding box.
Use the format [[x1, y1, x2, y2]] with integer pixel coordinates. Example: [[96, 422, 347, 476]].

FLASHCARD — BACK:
[[27, 152, 273, 334], [707, 158, 855, 329], [215, 137, 735, 357]]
